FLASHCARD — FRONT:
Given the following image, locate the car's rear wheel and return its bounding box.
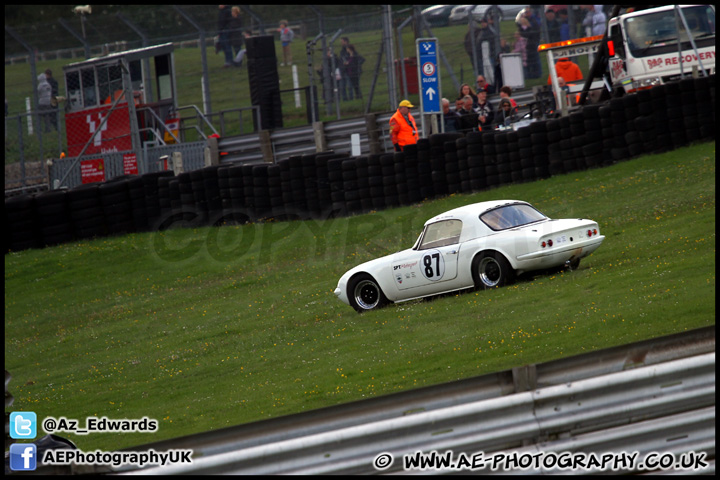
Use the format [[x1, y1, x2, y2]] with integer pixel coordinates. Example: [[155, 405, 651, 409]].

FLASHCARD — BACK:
[[473, 252, 515, 289], [348, 273, 388, 313]]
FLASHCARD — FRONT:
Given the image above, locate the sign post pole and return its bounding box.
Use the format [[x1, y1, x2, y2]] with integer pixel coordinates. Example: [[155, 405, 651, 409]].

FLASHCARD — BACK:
[[416, 38, 441, 138]]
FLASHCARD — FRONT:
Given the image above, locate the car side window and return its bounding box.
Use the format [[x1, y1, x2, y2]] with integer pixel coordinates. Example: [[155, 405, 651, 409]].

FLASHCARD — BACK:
[[418, 220, 462, 250]]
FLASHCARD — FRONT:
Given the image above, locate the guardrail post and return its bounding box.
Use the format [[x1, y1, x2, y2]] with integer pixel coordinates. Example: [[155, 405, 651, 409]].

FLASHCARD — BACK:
[[206, 136, 219, 166], [312, 121, 328, 152], [259, 130, 274, 163], [365, 114, 381, 155], [512, 364, 537, 393], [172, 151, 185, 174]]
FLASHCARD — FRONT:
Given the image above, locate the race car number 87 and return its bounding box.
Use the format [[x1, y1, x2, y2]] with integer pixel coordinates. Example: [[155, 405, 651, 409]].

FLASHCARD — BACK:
[[422, 251, 445, 281]]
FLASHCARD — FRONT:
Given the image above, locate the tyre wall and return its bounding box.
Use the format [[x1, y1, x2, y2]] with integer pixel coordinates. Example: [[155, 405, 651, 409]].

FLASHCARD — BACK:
[[4, 76, 715, 252]]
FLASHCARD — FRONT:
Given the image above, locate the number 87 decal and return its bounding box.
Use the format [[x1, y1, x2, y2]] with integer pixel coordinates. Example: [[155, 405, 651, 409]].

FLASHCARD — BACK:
[[421, 250, 445, 281]]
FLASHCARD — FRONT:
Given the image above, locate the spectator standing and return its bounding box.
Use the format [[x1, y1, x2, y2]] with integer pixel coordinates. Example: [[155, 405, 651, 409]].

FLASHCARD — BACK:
[[545, 9, 561, 43], [44, 68, 59, 127], [512, 31, 528, 79], [229, 6, 244, 63], [441, 98, 460, 133], [319, 47, 340, 102], [389, 99, 418, 152], [456, 83, 478, 109], [344, 44, 364, 101], [37, 73, 54, 133], [557, 8, 571, 41], [476, 75, 494, 95], [583, 5, 607, 36], [517, 7, 542, 79], [457, 95, 479, 133], [338, 37, 351, 101], [278, 20, 294, 66], [476, 89, 494, 130], [217, 5, 235, 68], [464, 17, 497, 77]]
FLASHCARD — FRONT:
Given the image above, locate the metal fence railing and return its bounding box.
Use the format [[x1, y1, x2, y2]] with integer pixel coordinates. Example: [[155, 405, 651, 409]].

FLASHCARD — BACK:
[[90, 326, 715, 475]]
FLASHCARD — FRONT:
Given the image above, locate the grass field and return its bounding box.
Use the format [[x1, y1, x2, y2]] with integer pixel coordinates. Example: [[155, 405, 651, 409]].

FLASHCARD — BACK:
[[4, 141, 715, 452]]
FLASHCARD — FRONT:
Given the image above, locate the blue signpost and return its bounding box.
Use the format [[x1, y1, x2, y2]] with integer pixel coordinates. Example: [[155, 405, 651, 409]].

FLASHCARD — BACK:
[[416, 38, 441, 136]]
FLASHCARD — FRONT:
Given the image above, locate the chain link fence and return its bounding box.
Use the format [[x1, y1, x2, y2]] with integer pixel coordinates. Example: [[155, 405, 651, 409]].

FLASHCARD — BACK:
[[6, 5, 591, 193]]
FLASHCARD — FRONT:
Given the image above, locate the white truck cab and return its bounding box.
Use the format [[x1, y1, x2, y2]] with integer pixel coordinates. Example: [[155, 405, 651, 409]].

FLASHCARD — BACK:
[[607, 5, 715, 94]]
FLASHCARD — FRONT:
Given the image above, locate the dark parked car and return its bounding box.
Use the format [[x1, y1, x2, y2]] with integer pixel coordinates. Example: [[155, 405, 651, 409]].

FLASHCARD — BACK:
[[421, 5, 456, 27]]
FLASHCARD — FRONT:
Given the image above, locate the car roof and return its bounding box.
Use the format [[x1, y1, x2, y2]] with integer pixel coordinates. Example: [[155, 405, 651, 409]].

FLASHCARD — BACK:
[[424, 200, 529, 225]]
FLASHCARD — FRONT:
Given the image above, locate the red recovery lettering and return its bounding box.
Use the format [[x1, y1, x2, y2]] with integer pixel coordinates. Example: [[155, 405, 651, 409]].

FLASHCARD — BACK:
[[663, 50, 716, 66]]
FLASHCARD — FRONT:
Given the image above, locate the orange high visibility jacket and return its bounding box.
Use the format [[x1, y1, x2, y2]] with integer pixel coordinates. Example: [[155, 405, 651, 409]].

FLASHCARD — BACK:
[[389, 109, 419, 148], [548, 58, 583, 84]]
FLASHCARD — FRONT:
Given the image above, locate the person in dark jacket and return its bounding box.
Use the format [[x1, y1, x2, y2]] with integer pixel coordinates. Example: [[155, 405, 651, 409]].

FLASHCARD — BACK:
[[476, 89, 494, 130], [217, 5, 234, 67], [457, 95, 479, 133], [344, 44, 364, 100], [229, 6, 244, 63], [494, 98, 519, 128]]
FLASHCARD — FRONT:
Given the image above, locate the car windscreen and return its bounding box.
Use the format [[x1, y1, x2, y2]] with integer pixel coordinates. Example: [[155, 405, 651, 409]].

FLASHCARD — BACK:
[[417, 219, 463, 250], [624, 5, 716, 58], [480, 204, 546, 231]]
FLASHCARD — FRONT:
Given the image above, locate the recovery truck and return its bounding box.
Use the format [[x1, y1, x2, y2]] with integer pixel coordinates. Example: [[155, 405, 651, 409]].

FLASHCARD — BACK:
[[538, 5, 715, 112], [606, 4, 715, 95]]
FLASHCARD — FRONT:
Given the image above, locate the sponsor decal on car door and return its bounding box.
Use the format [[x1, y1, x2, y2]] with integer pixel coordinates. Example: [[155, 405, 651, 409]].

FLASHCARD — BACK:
[[392, 246, 459, 291]]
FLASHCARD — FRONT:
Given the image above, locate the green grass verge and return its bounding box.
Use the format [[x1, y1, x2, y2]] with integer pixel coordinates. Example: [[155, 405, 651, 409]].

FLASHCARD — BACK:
[[5, 141, 715, 451]]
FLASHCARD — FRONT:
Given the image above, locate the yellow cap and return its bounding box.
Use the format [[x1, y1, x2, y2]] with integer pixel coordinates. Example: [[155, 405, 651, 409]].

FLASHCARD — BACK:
[[398, 100, 414, 108]]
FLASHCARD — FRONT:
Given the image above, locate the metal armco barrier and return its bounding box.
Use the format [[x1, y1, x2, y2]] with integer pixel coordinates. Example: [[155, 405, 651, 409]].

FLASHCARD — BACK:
[[105, 326, 714, 476]]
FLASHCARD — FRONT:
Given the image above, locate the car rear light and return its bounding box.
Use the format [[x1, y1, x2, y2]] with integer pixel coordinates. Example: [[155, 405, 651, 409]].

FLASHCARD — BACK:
[[587, 228, 599, 237]]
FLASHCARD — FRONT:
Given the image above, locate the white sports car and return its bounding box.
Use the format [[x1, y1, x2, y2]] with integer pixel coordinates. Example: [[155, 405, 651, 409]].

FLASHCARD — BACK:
[[334, 200, 605, 312]]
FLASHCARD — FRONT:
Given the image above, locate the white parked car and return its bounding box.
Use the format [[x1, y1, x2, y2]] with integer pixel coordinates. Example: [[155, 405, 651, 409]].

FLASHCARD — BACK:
[[334, 200, 605, 312], [449, 4, 526, 24]]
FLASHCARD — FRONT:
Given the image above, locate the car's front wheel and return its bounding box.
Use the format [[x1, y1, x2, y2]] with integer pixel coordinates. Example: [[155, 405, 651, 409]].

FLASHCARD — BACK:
[[473, 252, 515, 289], [348, 273, 388, 313]]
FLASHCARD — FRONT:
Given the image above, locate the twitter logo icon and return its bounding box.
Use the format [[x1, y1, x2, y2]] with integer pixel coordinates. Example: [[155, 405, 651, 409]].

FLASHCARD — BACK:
[[10, 412, 37, 439]]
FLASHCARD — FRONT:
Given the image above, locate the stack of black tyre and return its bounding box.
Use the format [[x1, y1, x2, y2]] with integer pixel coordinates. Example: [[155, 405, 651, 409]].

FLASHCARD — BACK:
[[340, 157, 360, 215], [493, 130, 512, 185], [33, 190, 73, 247], [415, 139, 435, 200], [597, 103, 616, 166], [327, 157, 346, 215], [142, 171, 173, 229], [5, 194, 40, 251], [5, 75, 716, 254], [443, 138, 461, 195], [401, 144, 423, 203], [127, 176, 149, 232], [366, 154, 386, 211], [380, 153, 399, 209], [99, 178, 134, 236], [251, 164, 271, 220], [465, 131, 486, 192], [68, 184, 106, 241]]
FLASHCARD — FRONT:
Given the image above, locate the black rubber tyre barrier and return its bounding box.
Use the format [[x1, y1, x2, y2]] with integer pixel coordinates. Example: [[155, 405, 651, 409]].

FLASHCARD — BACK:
[[5, 194, 41, 251]]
